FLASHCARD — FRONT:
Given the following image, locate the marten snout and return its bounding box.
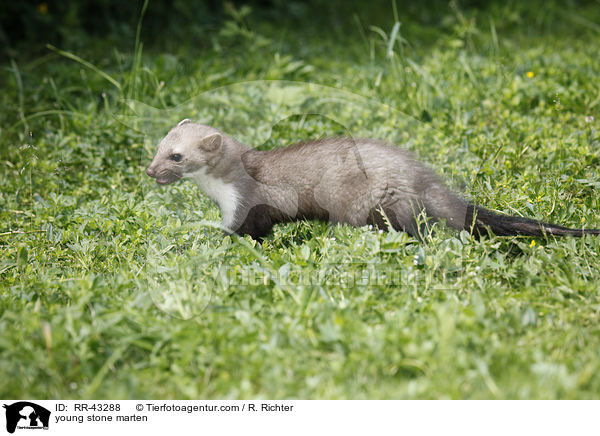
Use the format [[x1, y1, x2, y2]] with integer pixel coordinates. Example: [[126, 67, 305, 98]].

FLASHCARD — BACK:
[[146, 166, 157, 178]]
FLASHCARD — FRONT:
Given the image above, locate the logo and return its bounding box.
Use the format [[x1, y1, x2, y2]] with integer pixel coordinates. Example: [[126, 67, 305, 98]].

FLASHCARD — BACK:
[[3, 402, 50, 434]]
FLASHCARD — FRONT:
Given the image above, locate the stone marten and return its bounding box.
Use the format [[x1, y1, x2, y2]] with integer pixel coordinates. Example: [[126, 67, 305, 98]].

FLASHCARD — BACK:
[[146, 119, 599, 240]]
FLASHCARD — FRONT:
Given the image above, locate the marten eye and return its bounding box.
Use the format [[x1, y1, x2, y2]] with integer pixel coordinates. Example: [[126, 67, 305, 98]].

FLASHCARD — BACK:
[[169, 153, 183, 162]]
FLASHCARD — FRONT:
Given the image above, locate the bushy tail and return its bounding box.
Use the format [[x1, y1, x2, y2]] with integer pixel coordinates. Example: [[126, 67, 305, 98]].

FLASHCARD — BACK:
[[466, 204, 600, 237]]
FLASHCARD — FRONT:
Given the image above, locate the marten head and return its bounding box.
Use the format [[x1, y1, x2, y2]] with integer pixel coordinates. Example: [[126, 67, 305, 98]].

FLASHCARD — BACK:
[[146, 119, 224, 185]]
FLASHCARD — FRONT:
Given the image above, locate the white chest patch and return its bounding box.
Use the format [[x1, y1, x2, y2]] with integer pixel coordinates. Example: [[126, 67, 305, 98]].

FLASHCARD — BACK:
[[186, 168, 239, 229]]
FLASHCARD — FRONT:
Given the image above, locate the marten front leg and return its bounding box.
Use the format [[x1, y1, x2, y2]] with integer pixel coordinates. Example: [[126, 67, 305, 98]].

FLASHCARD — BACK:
[[229, 204, 276, 240]]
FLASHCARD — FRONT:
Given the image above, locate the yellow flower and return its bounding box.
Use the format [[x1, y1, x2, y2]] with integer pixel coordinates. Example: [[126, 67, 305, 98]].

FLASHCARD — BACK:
[[530, 240, 536, 247], [37, 2, 48, 14], [526, 71, 535, 78]]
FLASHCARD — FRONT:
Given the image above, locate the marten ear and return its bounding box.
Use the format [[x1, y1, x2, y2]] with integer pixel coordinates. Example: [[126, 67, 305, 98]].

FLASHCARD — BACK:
[[178, 118, 192, 126], [199, 133, 222, 152]]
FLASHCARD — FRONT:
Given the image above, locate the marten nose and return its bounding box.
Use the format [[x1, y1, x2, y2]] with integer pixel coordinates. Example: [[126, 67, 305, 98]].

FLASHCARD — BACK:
[[146, 167, 156, 178]]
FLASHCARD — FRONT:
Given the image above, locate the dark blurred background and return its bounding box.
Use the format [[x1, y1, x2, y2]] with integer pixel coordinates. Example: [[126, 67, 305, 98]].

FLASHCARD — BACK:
[[1, 0, 595, 60]]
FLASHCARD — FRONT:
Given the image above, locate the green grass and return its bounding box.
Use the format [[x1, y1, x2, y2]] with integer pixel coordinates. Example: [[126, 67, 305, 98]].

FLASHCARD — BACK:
[[2, 2, 600, 399]]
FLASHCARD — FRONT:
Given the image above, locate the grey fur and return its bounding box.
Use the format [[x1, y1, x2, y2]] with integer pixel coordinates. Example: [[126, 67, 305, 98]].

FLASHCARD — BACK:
[[146, 121, 599, 240]]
